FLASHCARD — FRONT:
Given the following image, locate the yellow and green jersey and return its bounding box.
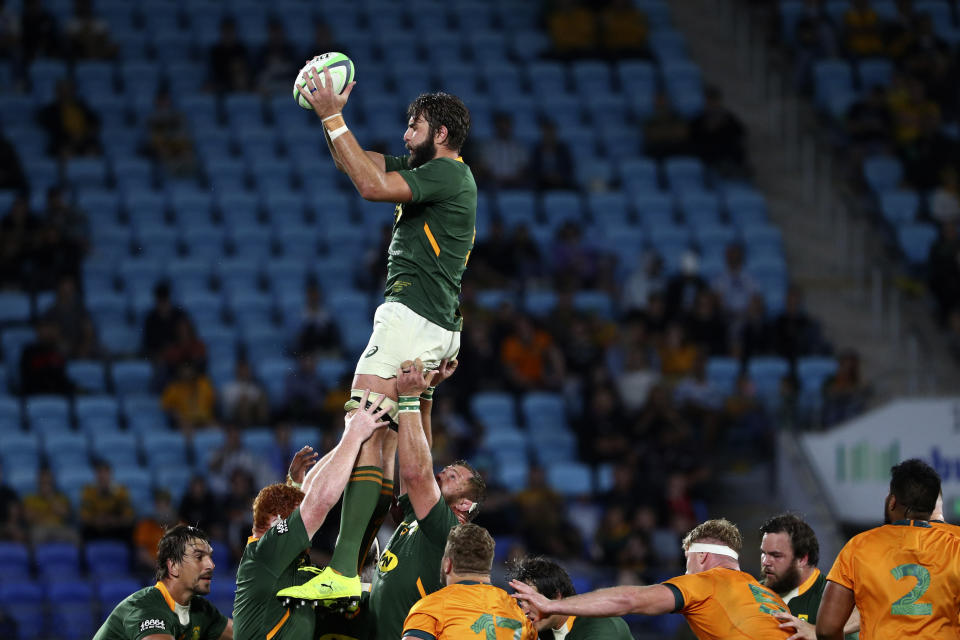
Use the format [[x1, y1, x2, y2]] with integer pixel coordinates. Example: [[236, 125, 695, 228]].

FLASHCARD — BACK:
[[383, 155, 476, 332], [92, 581, 227, 640], [401, 581, 537, 640], [779, 568, 858, 640]]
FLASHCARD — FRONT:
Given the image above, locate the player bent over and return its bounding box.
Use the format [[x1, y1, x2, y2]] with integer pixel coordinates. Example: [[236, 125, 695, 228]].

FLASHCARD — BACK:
[[288, 65, 477, 607]]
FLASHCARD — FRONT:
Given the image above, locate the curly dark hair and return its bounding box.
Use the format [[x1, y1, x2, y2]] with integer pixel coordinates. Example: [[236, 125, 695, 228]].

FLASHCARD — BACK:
[[508, 556, 576, 599], [890, 458, 940, 517], [407, 92, 471, 152], [156, 524, 210, 581], [252, 483, 304, 533], [759, 513, 820, 566]]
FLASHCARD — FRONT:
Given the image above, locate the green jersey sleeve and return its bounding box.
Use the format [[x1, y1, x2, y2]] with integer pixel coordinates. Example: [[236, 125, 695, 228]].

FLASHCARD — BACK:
[[384, 155, 409, 172], [194, 597, 229, 640], [417, 496, 458, 547], [122, 598, 179, 640], [393, 158, 466, 204], [255, 507, 310, 576]]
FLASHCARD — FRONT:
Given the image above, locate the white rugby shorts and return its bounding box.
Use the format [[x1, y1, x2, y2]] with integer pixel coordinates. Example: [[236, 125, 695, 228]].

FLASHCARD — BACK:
[[353, 301, 460, 378]]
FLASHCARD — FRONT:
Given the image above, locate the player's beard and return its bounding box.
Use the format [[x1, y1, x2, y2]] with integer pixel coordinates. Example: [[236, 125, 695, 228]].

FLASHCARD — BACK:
[[763, 563, 802, 596], [193, 572, 213, 595], [408, 135, 436, 169]]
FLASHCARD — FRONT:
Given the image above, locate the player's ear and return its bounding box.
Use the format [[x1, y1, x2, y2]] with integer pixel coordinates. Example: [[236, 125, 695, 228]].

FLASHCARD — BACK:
[[434, 124, 449, 146], [441, 557, 452, 575]]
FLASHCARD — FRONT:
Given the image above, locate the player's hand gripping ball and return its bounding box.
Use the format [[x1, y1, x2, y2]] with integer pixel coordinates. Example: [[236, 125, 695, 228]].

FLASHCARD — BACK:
[[293, 52, 355, 109]]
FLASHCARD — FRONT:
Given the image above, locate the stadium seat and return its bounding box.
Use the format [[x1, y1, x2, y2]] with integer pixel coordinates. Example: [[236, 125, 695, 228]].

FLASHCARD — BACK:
[[470, 392, 517, 430], [154, 466, 193, 503], [0, 541, 30, 579], [111, 361, 153, 396], [90, 431, 138, 471], [0, 581, 44, 640], [122, 394, 166, 434], [879, 190, 920, 225], [897, 223, 938, 267], [113, 467, 153, 511], [857, 58, 893, 90], [34, 542, 82, 579], [141, 431, 188, 469], [546, 462, 592, 497], [706, 357, 741, 395], [747, 356, 791, 406], [0, 291, 31, 324], [65, 360, 107, 395], [862, 155, 903, 195], [96, 578, 142, 615]]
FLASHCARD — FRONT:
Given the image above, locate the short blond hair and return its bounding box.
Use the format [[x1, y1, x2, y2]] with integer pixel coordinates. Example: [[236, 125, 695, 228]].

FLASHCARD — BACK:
[[682, 518, 742, 553]]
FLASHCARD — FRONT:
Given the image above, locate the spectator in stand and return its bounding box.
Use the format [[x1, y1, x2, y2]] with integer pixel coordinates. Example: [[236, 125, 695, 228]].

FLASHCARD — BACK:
[[508, 224, 545, 286], [207, 426, 273, 498], [643, 92, 691, 159], [598, 0, 650, 59], [822, 349, 871, 426], [220, 358, 270, 427], [0, 462, 25, 543], [64, 0, 116, 59], [256, 18, 296, 95], [470, 218, 514, 287], [133, 489, 180, 573], [845, 85, 894, 155], [691, 87, 748, 177], [145, 87, 197, 178], [32, 211, 85, 290], [44, 186, 89, 250], [0, 194, 40, 288], [451, 317, 504, 398], [208, 17, 250, 93], [665, 251, 707, 319], [161, 363, 216, 431], [142, 281, 188, 360], [19, 318, 73, 395], [292, 279, 341, 357], [161, 316, 207, 377], [684, 289, 728, 356], [282, 353, 325, 422], [21, 0, 59, 61], [22, 467, 77, 545], [612, 320, 661, 412], [178, 475, 222, 540], [0, 0, 21, 62], [927, 221, 960, 325], [622, 252, 666, 314], [658, 322, 700, 379], [772, 285, 823, 364], [723, 374, 772, 458], [475, 112, 531, 189], [37, 80, 101, 158], [546, 0, 597, 60], [42, 274, 100, 359], [514, 465, 582, 558], [842, 0, 884, 57], [0, 131, 26, 192], [734, 293, 775, 363], [221, 467, 256, 563], [712, 243, 758, 321], [500, 315, 565, 391], [530, 119, 574, 191], [674, 353, 724, 418], [930, 165, 960, 224], [899, 15, 951, 102], [80, 460, 135, 541], [552, 222, 598, 289], [791, 0, 837, 91]]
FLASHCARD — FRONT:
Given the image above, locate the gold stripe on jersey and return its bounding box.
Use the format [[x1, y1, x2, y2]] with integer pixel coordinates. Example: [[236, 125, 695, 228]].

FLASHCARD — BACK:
[[423, 222, 440, 257], [154, 581, 176, 612], [266, 609, 290, 640]]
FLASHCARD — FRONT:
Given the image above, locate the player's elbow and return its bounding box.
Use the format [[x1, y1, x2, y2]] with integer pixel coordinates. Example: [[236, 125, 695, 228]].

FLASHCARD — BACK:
[[399, 465, 432, 489]]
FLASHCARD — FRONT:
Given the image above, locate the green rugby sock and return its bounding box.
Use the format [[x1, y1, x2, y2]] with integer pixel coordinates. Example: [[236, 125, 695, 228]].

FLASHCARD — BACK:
[[330, 466, 383, 578], [357, 479, 394, 573]]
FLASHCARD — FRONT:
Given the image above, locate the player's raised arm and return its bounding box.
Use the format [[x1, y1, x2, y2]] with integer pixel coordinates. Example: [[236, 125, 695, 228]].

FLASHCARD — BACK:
[[395, 360, 441, 519], [509, 581, 676, 619], [300, 65, 412, 203]]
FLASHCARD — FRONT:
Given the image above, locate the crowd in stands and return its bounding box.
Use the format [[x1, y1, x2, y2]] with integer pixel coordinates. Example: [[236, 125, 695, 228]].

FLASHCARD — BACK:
[[0, 3, 875, 636], [774, 0, 960, 361]]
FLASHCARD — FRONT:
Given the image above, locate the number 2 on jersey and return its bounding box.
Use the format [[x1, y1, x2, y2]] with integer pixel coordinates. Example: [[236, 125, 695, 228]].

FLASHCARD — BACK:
[[890, 563, 933, 615], [471, 614, 523, 640]]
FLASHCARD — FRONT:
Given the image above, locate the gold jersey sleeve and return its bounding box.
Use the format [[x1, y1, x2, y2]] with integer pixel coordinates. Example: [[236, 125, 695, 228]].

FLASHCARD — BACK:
[[826, 520, 960, 639], [401, 582, 536, 640], [664, 567, 790, 640]]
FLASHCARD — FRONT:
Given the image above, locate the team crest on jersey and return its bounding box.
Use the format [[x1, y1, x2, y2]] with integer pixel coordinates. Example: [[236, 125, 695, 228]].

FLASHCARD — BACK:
[[394, 203, 404, 223], [191, 625, 201, 640], [140, 619, 165, 632], [378, 550, 399, 572], [275, 518, 288, 534]]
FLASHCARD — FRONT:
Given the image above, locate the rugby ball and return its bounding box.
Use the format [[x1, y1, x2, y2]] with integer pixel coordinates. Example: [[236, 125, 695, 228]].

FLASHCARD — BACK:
[[293, 52, 356, 110]]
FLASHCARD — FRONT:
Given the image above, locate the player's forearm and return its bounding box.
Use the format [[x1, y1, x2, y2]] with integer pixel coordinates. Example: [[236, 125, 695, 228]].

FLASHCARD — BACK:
[[328, 124, 392, 200], [419, 397, 433, 449], [544, 586, 655, 618], [323, 128, 344, 172], [842, 608, 860, 635], [397, 410, 433, 486], [301, 447, 337, 494], [303, 431, 365, 515]]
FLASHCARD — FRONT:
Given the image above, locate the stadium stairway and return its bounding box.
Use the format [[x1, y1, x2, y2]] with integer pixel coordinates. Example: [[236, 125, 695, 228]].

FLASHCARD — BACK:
[[670, 0, 960, 402]]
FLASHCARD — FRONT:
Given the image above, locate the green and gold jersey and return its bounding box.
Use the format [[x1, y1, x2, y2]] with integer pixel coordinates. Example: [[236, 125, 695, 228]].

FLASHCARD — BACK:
[[92, 581, 227, 640], [233, 507, 314, 640], [565, 615, 634, 639], [367, 494, 459, 640], [383, 155, 477, 332], [781, 569, 858, 640]]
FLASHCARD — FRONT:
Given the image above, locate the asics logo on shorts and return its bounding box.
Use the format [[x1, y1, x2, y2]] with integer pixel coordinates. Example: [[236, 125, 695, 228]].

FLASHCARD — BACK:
[[365, 346, 379, 358]]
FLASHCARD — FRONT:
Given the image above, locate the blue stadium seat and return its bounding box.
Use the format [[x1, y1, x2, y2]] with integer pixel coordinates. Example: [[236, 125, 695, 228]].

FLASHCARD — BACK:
[[112, 466, 152, 512], [527, 61, 568, 97], [879, 190, 919, 224], [706, 357, 740, 395], [77, 189, 122, 226], [192, 428, 226, 470], [141, 431, 188, 470], [586, 192, 631, 227], [0, 396, 21, 428], [75, 395, 120, 431], [25, 396, 70, 433], [573, 290, 615, 319], [470, 392, 517, 429], [747, 356, 791, 405], [540, 191, 583, 225], [0, 581, 44, 640], [857, 58, 893, 90], [154, 467, 192, 503], [862, 155, 903, 194], [796, 356, 838, 401], [574, 157, 614, 191], [96, 578, 142, 615], [571, 60, 612, 96], [181, 225, 226, 259], [520, 392, 567, 430], [29, 58, 69, 102], [0, 291, 31, 324], [482, 427, 527, 453], [813, 59, 853, 109], [34, 542, 82, 578], [100, 323, 141, 358], [66, 360, 107, 394], [650, 30, 688, 63], [257, 357, 296, 407], [0, 541, 30, 578], [663, 156, 705, 192], [897, 223, 937, 266], [111, 361, 154, 397], [546, 461, 592, 497], [90, 431, 138, 471], [679, 191, 721, 224]]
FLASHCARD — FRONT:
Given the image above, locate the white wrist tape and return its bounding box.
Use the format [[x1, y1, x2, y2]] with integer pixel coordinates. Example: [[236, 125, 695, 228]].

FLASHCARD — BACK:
[[686, 543, 739, 559], [328, 125, 349, 140], [322, 113, 342, 123]]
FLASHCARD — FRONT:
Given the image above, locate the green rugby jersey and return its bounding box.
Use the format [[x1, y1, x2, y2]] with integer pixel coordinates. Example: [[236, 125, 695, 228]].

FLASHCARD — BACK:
[[233, 507, 314, 640], [367, 494, 459, 640], [565, 615, 634, 639], [92, 581, 227, 640], [383, 155, 477, 332], [781, 568, 859, 640]]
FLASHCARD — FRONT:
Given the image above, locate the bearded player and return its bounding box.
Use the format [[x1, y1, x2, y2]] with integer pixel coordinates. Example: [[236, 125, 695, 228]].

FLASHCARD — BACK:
[[292, 63, 476, 603]]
